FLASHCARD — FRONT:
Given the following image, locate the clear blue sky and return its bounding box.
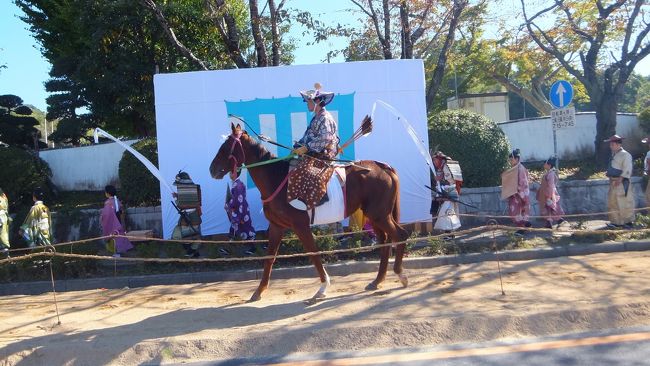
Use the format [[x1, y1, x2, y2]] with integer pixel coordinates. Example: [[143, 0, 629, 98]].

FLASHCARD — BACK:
[[1, 0, 648, 112]]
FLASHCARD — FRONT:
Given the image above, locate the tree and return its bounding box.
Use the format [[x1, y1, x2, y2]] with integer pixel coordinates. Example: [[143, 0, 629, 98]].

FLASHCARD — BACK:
[[429, 109, 510, 187], [0, 94, 41, 149], [346, 0, 473, 109], [146, 0, 295, 68], [520, 0, 650, 163], [16, 0, 237, 138]]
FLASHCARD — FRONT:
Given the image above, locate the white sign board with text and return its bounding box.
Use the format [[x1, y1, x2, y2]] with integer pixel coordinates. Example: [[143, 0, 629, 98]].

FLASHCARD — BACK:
[[551, 106, 576, 130]]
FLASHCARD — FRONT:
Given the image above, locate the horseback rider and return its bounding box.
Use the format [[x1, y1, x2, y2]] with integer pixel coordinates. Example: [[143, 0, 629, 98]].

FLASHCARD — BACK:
[[288, 83, 340, 211], [292, 83, 340, 159]]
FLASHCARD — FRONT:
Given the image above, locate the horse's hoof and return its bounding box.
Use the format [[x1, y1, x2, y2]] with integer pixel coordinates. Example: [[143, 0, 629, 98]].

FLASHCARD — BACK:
[[303, 297, 324, 305], [365, 282, 379, 291], [398, 274, 409, 288], [248, 292, 262, 302]]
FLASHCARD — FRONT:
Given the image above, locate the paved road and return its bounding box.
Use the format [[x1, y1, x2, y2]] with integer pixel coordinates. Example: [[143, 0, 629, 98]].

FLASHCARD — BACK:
[[174, 326, 650, 366]]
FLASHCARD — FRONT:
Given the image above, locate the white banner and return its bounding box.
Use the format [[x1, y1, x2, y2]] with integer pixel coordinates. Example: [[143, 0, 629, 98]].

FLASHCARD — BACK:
[[154, 59, 430, 238]]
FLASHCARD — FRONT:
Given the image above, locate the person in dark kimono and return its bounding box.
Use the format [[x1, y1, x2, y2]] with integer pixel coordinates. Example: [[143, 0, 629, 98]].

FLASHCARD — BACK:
[[224, 171, 257, 255]]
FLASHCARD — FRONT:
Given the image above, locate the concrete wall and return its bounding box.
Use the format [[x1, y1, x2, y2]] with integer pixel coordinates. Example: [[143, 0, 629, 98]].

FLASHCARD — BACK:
[[39, 140, 139, 191], [50, 179, 648, 242], [459, 177, 647, 225], [52, 206, 162, 244], [499, 113, 642, 161]]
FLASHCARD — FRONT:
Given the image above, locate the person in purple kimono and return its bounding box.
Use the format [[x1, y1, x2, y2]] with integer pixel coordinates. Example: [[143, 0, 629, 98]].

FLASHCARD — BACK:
[[224, 171, 257, 256], [101, 185, 133, 257]]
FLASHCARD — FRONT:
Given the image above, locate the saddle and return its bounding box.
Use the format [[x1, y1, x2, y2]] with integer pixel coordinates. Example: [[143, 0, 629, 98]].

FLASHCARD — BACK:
[[287, 154, 335, 210]]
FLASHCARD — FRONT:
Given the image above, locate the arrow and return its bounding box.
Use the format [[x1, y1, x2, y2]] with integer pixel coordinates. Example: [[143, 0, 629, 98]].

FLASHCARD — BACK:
[[555, 82, 566, 107]]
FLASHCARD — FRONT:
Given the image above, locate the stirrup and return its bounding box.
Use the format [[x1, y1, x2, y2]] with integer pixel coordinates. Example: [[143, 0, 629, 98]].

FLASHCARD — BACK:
[[289, 199, 308, 211]]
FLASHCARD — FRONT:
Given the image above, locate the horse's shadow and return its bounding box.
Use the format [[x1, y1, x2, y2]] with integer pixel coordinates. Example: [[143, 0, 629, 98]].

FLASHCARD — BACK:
[[1, 291, 364, 366]]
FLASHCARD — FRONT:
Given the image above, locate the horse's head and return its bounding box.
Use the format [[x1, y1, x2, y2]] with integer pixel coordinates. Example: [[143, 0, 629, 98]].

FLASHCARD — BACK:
[[209, 123, 246, 180]]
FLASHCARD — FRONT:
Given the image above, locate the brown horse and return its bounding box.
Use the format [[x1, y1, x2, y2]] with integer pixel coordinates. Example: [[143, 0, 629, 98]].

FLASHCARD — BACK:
[[209, 123, 409, 301]]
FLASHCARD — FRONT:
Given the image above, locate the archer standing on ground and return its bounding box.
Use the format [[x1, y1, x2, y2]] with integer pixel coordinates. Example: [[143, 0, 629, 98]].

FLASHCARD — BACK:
[[506, 149, 532, 236], [171, 171, 203, 257], [536, 156, 565, 229], [605, 135, 635, 229], [0, 188, 11, 255], [430, 151, 462, 236]]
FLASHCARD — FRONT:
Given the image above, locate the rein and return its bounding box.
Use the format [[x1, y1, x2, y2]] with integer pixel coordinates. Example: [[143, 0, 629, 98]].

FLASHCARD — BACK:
[[228, 114, 292, 151]]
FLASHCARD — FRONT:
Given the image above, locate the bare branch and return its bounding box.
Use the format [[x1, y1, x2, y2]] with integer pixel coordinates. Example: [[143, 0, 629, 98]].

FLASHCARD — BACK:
[[555, 0, 594, 42], [140, 0, 209, 70], [596, 0, 626, 18], [627, 4, 650, 58], [425, 0, 468, 107], [520, 0, 587, 87], [350, 0, 375, 19]]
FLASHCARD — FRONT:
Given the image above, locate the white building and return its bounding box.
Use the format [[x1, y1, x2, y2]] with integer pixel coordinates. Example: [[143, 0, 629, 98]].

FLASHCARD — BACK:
[[447, 92, 510, 123]]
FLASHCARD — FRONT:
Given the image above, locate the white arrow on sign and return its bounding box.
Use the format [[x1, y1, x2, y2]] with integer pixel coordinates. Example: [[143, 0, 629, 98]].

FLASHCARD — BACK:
[[555, 82, 566, 107]]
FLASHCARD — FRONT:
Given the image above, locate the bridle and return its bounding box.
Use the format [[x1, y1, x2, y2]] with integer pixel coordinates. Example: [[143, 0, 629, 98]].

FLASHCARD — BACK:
[[227, 132, 245, 175]]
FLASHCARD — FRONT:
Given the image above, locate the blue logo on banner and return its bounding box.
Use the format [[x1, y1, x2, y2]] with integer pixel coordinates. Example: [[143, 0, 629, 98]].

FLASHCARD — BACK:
[[549, 80, 574, 109], [225, 93, 355, 187]]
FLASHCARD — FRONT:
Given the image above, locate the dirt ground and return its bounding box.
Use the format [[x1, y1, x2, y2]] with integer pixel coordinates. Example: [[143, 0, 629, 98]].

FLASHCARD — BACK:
[[2, 251, 650, 365]]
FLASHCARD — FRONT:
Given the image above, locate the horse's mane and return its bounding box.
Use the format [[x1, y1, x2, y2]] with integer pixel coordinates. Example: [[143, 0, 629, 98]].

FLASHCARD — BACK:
[[242, 132, 290, 172]]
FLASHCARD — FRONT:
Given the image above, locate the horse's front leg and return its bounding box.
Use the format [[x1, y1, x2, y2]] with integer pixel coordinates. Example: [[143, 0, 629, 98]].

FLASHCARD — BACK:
[[294, 225, 330, 299], [250, 223, 283, 302]]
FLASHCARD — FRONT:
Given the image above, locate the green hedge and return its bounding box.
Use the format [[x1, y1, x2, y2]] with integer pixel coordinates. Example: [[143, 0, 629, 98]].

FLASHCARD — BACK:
[[0, 146, 51, 207], [639, 107, 650, 134], [118, 138, 161, 206], [428, 109, 510, 187]]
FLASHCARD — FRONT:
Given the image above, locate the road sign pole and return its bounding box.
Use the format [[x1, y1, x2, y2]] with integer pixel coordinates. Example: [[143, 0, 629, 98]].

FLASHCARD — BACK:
[[553, 128, 558, 169]]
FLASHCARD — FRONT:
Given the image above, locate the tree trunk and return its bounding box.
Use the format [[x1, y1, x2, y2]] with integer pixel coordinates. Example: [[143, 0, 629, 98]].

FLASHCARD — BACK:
[[399, 1, 413, 59], [249, 0, 268, 67], [425, 0, 467, 109], [491, 74, 552, 115], [594, 92, 618, 165], [205, 0, 250, 68], [141, 0, 209, 71], [268, 0, 281, 66], [381, 0, 392, 59]]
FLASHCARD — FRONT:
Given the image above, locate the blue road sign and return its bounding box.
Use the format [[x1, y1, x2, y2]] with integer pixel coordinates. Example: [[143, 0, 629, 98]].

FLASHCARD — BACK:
[[549, 80, 574, 109]]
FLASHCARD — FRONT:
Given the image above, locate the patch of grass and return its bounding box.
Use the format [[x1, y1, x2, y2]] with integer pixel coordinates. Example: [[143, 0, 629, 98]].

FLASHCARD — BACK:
[[50, 190, 105, 211]]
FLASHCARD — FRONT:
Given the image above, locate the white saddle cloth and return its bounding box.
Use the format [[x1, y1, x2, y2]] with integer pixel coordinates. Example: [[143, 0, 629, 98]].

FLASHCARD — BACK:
[[308, 167, 346, 226]]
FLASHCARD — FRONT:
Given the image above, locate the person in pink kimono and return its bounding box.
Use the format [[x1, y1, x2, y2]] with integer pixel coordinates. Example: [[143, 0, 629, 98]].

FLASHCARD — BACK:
[[507, 149, 532, 236], [536, 156, 565, 228], [101, 185, 133, 257]]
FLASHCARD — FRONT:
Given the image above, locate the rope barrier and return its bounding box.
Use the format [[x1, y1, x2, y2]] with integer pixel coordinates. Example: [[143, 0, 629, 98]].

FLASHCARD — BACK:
[[456, 205, 650, 220], [3, 203, 646, 253], [2, 223, 649, 266]]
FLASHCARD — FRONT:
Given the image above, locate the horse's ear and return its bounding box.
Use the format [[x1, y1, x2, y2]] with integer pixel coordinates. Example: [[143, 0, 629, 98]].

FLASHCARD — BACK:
[[230, 123, 237, 135], [236, 123, 241, 130]]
